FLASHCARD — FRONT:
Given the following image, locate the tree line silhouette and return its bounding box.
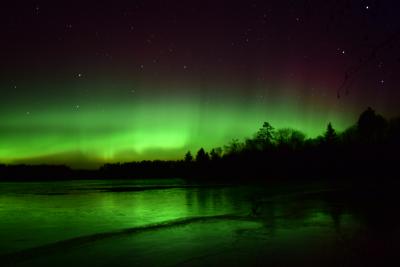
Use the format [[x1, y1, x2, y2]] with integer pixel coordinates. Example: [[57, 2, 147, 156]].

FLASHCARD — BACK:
[[174, 107, 399, 181], [1, 107, 399, 181]]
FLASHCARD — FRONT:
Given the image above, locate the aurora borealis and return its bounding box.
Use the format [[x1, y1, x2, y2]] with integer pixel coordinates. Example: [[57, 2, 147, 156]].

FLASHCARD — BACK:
[[1, 1, 400, 168]]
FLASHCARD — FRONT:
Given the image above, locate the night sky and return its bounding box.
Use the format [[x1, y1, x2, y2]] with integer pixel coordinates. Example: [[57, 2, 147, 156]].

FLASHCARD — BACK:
[[1, 1, 399, 168]]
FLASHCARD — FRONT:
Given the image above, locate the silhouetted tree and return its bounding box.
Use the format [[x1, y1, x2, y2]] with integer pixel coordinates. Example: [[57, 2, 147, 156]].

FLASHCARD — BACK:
[[340, 125, 358, 145], [256, 122, 275, 142], [184, 151, 193, 162], [275, 128, 306, 150], [324, 122, 337, 144], [210, 147, 222, 161], [224, 139, 243, 154], [247, 122, 275, 151], [357, 107, 387, 143], [276, 128, 292, 145], [196, 148, 210, 162], [244, 138, 260, 151], [290, 130, 306, 149]]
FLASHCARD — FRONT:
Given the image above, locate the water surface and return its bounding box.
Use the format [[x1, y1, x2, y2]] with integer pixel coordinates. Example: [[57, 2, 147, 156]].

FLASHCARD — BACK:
[[1, 179, 399, 266]]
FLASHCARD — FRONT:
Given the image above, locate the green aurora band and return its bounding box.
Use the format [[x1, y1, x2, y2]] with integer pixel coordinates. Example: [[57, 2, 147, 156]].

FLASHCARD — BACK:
[[0, 81, 362, 168]]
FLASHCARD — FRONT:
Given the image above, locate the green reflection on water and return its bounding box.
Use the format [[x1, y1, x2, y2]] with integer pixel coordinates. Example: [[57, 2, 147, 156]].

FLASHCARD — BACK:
[[1, 180, 381, 267]]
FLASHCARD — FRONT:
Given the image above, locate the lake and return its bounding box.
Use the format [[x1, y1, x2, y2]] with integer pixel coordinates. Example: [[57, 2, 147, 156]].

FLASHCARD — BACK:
[[0, 179, 399, 266]]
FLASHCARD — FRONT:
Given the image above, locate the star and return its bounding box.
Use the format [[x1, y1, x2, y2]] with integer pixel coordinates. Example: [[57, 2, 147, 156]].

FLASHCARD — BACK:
[[336, 48, 346, 55]]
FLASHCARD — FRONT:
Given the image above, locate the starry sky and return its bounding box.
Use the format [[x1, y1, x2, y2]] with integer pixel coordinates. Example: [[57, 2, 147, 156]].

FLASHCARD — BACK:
[[0, 0, 399, 168]]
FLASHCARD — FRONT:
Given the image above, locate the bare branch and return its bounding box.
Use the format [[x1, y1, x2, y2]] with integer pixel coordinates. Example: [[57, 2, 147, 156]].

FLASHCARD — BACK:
[[337, 29, 400, 98]]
